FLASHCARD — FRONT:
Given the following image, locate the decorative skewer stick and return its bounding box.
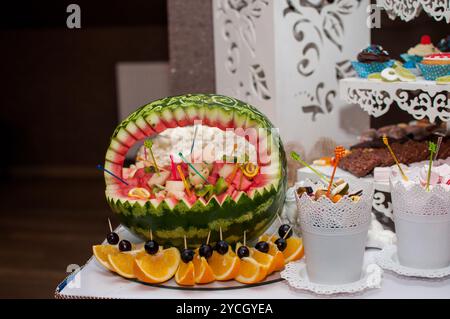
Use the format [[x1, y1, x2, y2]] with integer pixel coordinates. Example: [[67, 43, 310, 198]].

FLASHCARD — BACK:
[[426, 141, 437, 192], [243, 231, 247, 247], [219, 227, 223, 241], [326, 146, 346, 198], [96, 164, 129, 185], [150, 229, 153, 241], [290, 151, 334, 186], [382, 135, 408, 182], [144, 140, 160, 174], [177, 165, 192, 197], [178, 152, 209, 183], [184, 235, 187, 250]]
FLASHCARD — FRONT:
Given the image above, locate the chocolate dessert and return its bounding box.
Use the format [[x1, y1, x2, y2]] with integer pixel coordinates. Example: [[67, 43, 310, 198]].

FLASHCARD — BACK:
[[338, 123, 449, 177], [357, 45, 390, 63]]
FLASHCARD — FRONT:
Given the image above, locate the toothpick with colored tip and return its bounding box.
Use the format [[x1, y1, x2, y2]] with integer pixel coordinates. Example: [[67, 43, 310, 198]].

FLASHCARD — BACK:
[[427, 141, 437, 191], [96, 164, 129, 185], [326, 146, 346, 198], [144, 140, 160, 174], [290, 151, 333, 185], [382, 135, 408, 181], [178, 152, 209, 183], [177, 164, 192, 197]]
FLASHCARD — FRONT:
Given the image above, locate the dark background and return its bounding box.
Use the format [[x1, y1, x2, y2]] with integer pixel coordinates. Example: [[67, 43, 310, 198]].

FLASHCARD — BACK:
[[0, 0, 448, 298]]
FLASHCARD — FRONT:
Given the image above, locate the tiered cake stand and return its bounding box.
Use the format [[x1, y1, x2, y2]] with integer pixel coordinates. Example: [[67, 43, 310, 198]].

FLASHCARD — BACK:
[[340, 77, 450, 123], [377, 0, 450, 23]]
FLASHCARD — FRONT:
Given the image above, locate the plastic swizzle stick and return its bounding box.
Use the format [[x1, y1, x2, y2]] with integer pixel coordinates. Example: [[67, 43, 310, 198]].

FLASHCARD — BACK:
[[382, 135, 408, 182], [326, 146, 346, 198]]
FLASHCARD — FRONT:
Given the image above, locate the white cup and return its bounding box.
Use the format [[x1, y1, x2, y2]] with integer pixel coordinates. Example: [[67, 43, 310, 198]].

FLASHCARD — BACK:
[[296, 179, 373, 284], [391, 180, 450, 269]]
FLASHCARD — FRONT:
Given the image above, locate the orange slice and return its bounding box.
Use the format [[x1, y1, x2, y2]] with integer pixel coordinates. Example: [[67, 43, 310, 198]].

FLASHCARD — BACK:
[[192, 253, 215, 284], [250, 248, 273, 274], [235, 257, 267, 284], [266, 242, 285, 272], [93, 245, 119, 271], [134, 247, 180, 283], [283, 237, 304, 263], [108, 252, 136, 278], [175, 261, 195, 286], [208, 249, 241, 281]]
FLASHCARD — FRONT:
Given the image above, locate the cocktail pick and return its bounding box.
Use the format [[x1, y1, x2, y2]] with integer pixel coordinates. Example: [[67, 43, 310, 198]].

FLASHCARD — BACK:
[[96, 164, 129, 185], [243, 230, 247, 247], [184, 235, 188, 250], [178, 152, 209, 183], [108, 218, 113, 233], [144, 140, 160, 174], [382, 135, 408, 181], [169, 155, 177, 179], [282, 226, 292, 240], [326, 146, 346, 198], [177, 164, 192, 197], [190, 125, 199, 155], [426, 141, 437, 191], [206, 231, 211, 245], [433, 132, 445, 161], [290, 151, 332, 185]]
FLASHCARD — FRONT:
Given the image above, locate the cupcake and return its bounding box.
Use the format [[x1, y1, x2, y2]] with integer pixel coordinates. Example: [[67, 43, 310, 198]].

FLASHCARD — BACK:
[[417, 53, 450, 80], [401, 35, 440, 65], [352, 45, 394, 78]]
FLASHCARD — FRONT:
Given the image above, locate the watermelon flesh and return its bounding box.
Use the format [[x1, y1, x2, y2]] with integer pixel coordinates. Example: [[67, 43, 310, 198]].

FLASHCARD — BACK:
[[104, 94, 287, 248]]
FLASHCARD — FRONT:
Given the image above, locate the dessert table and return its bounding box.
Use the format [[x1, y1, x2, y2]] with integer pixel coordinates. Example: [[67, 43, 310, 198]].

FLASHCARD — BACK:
[[56, 227, 450, 299]]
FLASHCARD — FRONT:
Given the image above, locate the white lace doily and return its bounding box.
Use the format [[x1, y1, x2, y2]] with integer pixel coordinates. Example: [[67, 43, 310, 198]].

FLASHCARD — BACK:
[[280, 260, 383, 295], [375, 245, 450, 279]]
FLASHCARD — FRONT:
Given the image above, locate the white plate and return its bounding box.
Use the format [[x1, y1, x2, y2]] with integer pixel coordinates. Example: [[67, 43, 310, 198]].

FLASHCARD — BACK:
[[375, 245, 450, 279], [280, 259, 383, 295]]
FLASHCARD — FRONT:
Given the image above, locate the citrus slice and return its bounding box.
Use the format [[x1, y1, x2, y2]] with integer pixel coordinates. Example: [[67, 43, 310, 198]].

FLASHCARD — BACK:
[[108, 252, 136, 278], [282, 237, 304, 263], [381, 67, 399, 82], [258, 234, 276, 243], [93, 245, 119, 271], [249, 248, 273, 274], [175, 261, 195, 286], [235, 257, 267, 284], [242, 162, 259, 179], [134, 247, 180, 283], [394, 64, 416, 82], [436, 75, 450, 84], [266, 242, 285, 272], [367, 73, 382, 81], [192, 253, 215, 284], [128, 187, 150, 199], [208, 249, 241, 281]]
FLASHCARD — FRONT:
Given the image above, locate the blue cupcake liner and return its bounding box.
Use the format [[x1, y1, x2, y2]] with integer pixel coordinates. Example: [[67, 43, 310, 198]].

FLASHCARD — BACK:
[[400, 54, 423, 64], [351, 60, 395, 78], [417, 63, 450, 81]]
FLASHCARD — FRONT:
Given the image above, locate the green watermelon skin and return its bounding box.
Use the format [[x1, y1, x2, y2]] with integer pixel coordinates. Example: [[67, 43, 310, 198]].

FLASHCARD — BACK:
[[104, 94, 287, 248]]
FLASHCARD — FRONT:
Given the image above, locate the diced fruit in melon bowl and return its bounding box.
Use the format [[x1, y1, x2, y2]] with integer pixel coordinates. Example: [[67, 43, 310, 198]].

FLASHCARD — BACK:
[[103, 94, 287, 248]]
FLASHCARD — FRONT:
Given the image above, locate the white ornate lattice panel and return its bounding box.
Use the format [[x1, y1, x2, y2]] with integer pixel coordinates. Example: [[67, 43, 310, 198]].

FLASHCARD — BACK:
[[377, 0, 450, 23], [213, 0, 371, 154], [340, 77, 450, 122]]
